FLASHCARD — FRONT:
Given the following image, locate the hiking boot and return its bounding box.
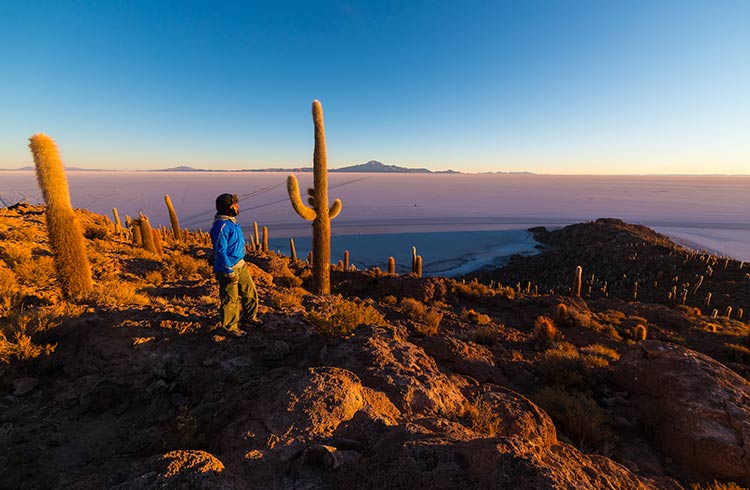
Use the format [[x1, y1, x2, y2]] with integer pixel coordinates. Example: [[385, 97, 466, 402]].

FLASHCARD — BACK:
[[225, 327, 247, 338], [242, 317, 263, 328]]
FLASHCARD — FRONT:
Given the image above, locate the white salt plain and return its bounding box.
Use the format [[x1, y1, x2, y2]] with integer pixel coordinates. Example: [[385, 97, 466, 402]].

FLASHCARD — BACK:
[[2, 171, 749, 276]]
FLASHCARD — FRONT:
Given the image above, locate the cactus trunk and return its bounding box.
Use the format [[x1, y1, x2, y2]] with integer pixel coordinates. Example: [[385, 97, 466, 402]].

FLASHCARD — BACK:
[[28, 133, 93, 300], [262, 226, 269, 253], [388, 256, 395, 275], [164, 194, 181, 241], [289, 238, 297, 261], [138, 214, 159, 255], [286, 100, 342, 295], [112, 207, 122, 233], [572, 265, 582, 297]]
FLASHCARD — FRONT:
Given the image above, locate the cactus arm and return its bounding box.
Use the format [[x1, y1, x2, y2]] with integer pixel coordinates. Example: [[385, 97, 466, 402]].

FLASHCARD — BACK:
[[328, 199, 342, 219], [287, 174, 317, 221]]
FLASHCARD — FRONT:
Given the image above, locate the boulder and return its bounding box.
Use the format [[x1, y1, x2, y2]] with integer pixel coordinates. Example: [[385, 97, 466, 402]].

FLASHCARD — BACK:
[[615, 340, 750, 485], [324, 325, 467, 418], [419, 335, 507, 385]]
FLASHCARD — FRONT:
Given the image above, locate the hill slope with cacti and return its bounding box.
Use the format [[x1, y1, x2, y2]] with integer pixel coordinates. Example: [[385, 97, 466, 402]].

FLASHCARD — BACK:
[[1, 205, 750, 489]]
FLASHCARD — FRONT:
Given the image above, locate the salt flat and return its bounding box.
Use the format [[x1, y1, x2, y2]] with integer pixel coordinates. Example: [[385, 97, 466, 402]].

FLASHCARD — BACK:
[[2, 171, 749, 272]]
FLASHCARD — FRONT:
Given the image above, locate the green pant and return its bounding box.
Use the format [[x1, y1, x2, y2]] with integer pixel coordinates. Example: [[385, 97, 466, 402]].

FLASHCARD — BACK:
[[217, 263, 258, 330]]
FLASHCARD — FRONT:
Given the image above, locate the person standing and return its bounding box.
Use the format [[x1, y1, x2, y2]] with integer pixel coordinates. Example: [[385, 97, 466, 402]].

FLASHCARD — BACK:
[[210, 193, 260, 337]]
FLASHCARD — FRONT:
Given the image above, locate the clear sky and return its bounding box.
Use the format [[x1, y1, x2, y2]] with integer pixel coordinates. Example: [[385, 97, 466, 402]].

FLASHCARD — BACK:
[[1, 1, 748, 173]]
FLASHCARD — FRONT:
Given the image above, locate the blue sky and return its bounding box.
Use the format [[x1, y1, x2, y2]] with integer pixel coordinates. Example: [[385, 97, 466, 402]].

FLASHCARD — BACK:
[[1, 1, 748, 173]]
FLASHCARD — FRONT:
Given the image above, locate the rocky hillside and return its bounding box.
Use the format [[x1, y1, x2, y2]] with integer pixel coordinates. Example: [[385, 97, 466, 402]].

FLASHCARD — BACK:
[[1, 205, 749, 489]]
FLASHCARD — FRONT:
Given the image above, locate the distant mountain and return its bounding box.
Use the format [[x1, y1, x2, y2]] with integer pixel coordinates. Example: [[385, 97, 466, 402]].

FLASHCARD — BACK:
[[7, 165, 100, 171], [331, 160, 433, 173], [160, 166, 208, 172]]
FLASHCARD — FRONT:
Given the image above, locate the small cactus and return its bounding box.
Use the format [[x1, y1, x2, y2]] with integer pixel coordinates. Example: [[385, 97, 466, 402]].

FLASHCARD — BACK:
[[262, 226, 269, 253], [343, 250, 349, 271], [138, 214, 160, 255], [253, 222, 260, 249], [725, 306, 732, 318], [131, 218, 142, 246], [415, 255, 423, 278], [572, 265, 582, 297], [387, 256, 395, 275], [112, 207, 122, 234], [634, 324, 647, 341], [164, 194, 181, 241], [411, 246, 417, 273], [286, 100, 343, 295], [289, 238, 297, 261], [738, 308, 744, 320]]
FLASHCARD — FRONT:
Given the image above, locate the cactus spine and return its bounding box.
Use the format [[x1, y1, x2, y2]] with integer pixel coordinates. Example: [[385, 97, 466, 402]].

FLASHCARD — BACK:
[[572, 265, 582, 297], [28, 133, 93, 299], [164, 194, 181, 241], [286, 100, 342, 294]]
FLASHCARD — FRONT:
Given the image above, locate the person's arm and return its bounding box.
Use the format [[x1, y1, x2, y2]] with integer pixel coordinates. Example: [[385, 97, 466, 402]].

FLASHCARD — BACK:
[[214, 223, 236, 275]]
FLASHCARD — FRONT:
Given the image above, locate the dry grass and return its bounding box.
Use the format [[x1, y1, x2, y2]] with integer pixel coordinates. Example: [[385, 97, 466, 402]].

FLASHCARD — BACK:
[[580, 344, 620, 362], [723, 343, 750, 363], [308, 295, 387, 336], [269, 287, 308, 309], [88, 280, 150, 307], [0, 242, 32, 267], [534, 386, 612, 452], [462, 308, 492, 326], [464, 396, 503, 437], [401, 298, 442, 336], [537, 342, 610, 393], [163, 252, 209, 281], [690, 481, 746, 490], [12, 255, 56, 288], [532, 316, 562, 350]]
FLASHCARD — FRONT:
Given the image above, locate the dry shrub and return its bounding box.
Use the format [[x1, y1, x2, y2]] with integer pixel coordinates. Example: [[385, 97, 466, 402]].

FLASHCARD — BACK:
[[269, 287, 308, 308], [400, 298, 427, 319], [84, 224, 109, 240], [89, 280, 149, 307], [382, 295, 397, 305], [88, 249, 122, 282], [0, 331, 56, 364], [145, 270, 164, 284], [462, 308, 492, 326], [533, 387, 612, 452], [537, 342, 608, 393], [0, 242, 32, 267], [451, 280, 497, 301], [4, 226, 38, 242], [308, 295, 386, 336], [580, 344, 620, 362], [0, 264, 18, 296], [0, 308, 64, 363], [11, 255, 55, 288], [413, 310, 443, 337], [690, 480, 746, 490], [532, 316, 562, 350], [401, 298, 442, 336], [163, 252, 204, 280], [464, 396, 503, 437]]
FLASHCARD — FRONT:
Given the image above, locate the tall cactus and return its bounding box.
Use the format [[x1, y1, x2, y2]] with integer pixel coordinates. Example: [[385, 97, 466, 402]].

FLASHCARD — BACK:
[[28, 133, 93, 300], [287, 100, 342, 295], [164, 194, 181, 241], [572, 265, 582, 297]]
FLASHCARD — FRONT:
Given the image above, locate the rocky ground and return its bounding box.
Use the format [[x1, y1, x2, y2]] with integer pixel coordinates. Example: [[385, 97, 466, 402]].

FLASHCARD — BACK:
[[1, 204, 749, 489]]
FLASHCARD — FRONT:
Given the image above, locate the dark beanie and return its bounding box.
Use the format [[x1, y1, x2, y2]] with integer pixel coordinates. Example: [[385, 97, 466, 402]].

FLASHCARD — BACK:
[[215, 193, 239, 215]]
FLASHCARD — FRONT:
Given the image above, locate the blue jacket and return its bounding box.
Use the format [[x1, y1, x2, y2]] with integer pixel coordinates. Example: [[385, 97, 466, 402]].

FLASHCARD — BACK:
[[210, 216, 245, 274]]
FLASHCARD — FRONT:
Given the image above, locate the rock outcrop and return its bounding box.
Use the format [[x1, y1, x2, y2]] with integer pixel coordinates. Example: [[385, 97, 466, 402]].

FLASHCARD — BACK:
[[615, 340, 750, 485]]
